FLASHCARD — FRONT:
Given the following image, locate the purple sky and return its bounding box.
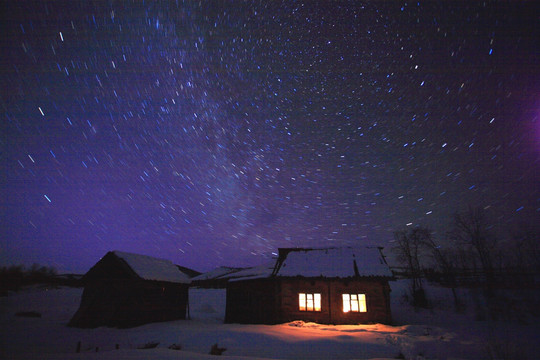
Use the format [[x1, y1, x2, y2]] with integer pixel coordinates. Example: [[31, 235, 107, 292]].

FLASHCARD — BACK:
[[2, 1, 539, 273]]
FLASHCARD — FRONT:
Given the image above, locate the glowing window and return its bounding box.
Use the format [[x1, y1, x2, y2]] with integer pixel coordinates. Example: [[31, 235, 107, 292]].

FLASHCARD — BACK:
[[299, 293, 321, 311], [342, 294, 367, 313]]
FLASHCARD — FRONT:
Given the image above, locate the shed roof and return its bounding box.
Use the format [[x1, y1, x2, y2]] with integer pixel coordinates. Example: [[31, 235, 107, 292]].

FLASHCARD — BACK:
[[191, 266, 245, 282], [274, 247, 393, 278], [112, 251, 191, 284], [227, 262, 276, 282]]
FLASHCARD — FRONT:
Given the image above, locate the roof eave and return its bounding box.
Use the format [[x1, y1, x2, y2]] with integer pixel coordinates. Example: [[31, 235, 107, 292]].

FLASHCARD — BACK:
[[272, 274, 394, 280]]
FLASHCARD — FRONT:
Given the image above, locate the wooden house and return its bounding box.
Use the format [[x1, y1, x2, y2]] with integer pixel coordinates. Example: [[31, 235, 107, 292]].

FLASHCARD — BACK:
[[225, 247, 393, 325], [69, 251, 192, 328]]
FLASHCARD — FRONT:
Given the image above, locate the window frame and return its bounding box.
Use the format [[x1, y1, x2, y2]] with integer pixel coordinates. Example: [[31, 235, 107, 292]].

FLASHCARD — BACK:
[[298, 292, 322, 312], [342, 293, 367, 313]]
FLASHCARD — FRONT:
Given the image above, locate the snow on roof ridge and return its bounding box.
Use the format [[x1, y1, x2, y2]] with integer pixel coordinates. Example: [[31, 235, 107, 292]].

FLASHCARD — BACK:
[[191, 266, 246, 281], [112, 250, 191, 284], [227, 262, 279, 282], [275, 246, 393, 278]]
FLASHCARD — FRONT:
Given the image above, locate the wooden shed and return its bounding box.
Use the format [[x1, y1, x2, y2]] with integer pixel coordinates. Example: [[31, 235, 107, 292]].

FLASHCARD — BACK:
[[226, 247, 393, 325], [69, 251, 191, 328]]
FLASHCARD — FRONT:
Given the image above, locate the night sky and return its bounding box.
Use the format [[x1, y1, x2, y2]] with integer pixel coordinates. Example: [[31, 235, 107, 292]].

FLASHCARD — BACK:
[[2, 1, 539, 273]]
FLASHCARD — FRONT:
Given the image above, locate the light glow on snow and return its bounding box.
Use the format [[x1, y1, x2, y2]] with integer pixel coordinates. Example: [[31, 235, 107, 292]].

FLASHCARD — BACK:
[[2, 281, 539, 359]]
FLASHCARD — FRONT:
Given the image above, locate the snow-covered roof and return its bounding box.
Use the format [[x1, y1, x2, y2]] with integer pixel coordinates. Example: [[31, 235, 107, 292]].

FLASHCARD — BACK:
[[113, 251, 191, 284], [191, 266, 245, 281], [227, 263, 276, 282], [275, 247, 393, 278]]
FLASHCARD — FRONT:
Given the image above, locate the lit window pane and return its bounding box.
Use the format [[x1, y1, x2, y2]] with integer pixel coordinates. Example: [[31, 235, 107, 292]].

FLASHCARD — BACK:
[[314, 293, 321, 311], [342, 294, 350, 312], [351, 294, 359, 312], [359, 294, 367, 312], [299, 293, 306, 311], [299, 293, 322, 312], [307, 293, 314, 311], [343, 293, 368, 313]]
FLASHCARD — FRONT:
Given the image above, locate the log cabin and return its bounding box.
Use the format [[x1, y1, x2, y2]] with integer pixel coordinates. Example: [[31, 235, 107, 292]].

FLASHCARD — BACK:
[[225, 247, 393, 325]]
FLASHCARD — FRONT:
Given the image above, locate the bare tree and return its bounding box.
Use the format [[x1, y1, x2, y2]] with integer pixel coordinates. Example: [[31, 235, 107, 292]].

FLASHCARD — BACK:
[[421, 235, 463, 311], [448, 206, 498, 292], [450, 207, 496, 269], [511, 229, 540, 272], [393, 227, 431, 307]]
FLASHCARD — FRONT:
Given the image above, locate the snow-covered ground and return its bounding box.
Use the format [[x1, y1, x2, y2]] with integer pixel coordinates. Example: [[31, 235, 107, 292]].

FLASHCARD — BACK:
[[1, 281, 538, 359]]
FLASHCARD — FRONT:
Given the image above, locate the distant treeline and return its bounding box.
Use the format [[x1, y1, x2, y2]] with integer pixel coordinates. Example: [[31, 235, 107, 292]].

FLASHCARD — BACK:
[[391, 206, 540, 313], [0, 264, 82, 295], [392, 266, 539, 290]]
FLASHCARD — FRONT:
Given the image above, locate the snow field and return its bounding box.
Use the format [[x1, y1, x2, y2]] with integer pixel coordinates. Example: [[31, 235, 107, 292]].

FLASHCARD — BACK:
[[1, 281, 538, 359]]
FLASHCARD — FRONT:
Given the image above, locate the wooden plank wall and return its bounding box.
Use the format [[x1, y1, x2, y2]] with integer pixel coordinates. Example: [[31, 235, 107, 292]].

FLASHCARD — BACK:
[[225, 277, 392, 325], [279, 278, 391, 324]]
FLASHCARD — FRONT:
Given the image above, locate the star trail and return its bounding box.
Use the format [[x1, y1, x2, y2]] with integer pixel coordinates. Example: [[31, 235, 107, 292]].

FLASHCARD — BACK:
[[2, 1, 538, 272]]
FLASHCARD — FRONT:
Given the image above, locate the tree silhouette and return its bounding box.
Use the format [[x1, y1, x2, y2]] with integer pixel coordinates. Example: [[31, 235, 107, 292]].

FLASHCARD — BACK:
[[393, 226, 432, 308], [448, 206, 497, 291]]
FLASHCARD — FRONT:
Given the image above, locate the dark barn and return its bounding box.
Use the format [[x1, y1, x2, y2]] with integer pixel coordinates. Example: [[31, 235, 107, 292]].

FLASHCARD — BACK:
[[69, 251, 191, 328], [226, 247, 393, 325]]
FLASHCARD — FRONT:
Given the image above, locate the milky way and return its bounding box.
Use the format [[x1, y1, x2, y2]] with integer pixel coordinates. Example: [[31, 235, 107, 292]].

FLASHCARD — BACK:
[[2, 1, 539, 272]]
